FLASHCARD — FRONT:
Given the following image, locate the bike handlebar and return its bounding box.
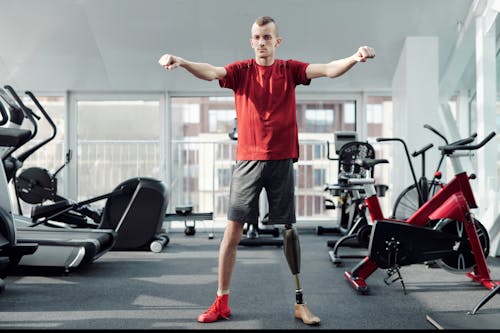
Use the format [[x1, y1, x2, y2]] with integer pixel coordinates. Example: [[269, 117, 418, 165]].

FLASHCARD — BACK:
[[325, 140, 339, 161], [447, 133, 477, 146], [412, 143, 433, 157], [423, 124, 448, 144], [375, 137, 421, 201], [375, 137, 397, 143], [438, 131, 496, 154]]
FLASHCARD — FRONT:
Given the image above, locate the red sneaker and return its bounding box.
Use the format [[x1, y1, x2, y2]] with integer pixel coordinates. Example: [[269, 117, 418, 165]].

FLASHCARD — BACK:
[[197, 294, 231, 323]]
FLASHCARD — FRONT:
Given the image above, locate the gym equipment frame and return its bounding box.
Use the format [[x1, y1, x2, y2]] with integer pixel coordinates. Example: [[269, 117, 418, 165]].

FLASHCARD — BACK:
[[343, 131, 499, 309]]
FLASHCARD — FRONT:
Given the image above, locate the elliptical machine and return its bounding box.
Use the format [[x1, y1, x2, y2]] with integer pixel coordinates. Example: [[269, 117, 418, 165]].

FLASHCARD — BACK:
[[1, 86, 170, 253], [0, 96, 38, 287], [0, 86, 116, 274]]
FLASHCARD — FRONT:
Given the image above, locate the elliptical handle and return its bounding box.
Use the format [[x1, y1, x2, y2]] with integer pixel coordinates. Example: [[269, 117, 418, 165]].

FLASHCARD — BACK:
[[3, 85, 41, 121], [3, 85, 39, 144], [25, 91, 57, 141], [14, 91, 59, 163], [0, 100, 8, 126]]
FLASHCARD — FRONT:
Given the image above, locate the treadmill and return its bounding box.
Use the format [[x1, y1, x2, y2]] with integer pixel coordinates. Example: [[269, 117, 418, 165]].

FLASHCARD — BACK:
[[0, 86, 116, 274]]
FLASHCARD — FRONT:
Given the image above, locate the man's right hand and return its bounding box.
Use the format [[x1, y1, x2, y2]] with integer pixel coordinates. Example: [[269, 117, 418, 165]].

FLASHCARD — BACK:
[[158, 54, 183, 70]]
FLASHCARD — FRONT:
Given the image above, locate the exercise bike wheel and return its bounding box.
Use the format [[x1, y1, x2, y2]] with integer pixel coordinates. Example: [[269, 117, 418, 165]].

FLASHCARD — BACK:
[[434, 218, 490, 273], [392, 180, 441, 220]]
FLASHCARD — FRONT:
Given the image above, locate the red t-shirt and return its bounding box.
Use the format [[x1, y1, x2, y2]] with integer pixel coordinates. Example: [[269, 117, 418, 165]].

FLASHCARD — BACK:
[[219, 59, 311, 161]]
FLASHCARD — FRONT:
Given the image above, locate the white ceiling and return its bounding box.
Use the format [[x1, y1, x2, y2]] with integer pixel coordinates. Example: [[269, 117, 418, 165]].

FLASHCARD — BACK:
[[0, 0, 476, 94]]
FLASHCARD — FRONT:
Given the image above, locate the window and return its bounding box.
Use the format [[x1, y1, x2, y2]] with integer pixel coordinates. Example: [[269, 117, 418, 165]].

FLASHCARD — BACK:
[[170, 96, 358, 225], [209, 110, 236, 132], [76, 99, 161, 205], [367, 104, 383, 124], [297, 100, 355, 133], [344, 102, 356, 124]]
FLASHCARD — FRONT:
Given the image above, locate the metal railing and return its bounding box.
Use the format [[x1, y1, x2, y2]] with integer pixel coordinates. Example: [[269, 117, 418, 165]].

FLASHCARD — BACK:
[[169, 139, 339, 225], [19, 139, 347, 228]]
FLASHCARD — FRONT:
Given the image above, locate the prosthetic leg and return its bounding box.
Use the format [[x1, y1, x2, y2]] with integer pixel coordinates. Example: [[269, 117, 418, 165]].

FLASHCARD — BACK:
[[283, 225, 321, 325]]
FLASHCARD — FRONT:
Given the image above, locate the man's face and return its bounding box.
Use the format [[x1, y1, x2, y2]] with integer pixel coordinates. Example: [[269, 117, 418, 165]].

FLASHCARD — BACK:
[[250, 22, 281, 60]]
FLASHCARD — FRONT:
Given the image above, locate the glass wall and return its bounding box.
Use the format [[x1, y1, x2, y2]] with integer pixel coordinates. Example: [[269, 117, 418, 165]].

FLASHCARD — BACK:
[[169, 96, 357, 227], [75, 99, 162, 207], [8, 92, 398, 230]]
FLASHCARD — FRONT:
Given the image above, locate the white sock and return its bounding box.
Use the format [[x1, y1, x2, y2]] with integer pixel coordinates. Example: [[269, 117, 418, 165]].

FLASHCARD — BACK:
[[217, 289, 230, 296]]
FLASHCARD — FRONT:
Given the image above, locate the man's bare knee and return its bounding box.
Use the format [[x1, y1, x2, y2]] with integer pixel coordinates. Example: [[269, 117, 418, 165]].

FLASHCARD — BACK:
[[223, 221, 244, 246]]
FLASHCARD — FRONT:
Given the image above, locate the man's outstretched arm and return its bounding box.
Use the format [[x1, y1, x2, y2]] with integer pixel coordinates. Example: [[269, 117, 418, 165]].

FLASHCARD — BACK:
[[306, 46, 375, 80], [158, 54, 227, 81]]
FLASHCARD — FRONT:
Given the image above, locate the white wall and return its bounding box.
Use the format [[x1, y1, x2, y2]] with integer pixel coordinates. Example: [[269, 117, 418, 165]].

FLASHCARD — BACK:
[[391, 36, 440, 199]]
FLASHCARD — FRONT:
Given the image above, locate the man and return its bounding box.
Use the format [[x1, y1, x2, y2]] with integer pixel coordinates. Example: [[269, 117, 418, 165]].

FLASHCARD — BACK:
[[159, 16, 375, 325]]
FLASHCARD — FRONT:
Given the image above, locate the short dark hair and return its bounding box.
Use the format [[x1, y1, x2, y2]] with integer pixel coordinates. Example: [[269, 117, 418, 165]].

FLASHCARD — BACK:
[[254, 16, 279, 36], [255, 16, 275, 26]]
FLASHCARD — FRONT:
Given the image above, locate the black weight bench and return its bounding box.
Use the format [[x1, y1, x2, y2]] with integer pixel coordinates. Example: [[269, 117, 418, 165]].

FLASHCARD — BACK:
[[164, 205, 214, 239]]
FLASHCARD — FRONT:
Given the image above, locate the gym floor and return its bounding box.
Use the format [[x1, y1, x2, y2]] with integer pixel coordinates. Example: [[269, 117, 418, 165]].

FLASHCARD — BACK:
[[0, 226, 499, 330]]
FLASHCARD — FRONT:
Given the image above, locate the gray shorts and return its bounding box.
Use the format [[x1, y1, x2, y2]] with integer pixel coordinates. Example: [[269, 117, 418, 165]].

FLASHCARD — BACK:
[[227, 159, 296, 225]]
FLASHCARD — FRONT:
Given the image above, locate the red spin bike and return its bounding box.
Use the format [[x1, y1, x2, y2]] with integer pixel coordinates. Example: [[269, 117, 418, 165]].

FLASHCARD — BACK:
[[343, 128, 498, 300]]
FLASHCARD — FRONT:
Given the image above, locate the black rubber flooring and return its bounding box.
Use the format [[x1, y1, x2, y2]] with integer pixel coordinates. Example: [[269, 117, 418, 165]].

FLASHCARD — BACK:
[[0, 227, 499, 330]]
